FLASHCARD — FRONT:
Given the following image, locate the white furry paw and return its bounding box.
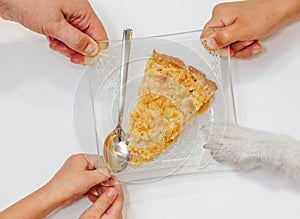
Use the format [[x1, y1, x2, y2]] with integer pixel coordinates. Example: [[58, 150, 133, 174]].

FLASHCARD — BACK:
[[203, 124, 264, 169], [203, 123, 300, 183]]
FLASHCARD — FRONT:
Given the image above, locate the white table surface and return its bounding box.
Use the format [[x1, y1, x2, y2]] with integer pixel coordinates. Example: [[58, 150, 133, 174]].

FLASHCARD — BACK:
[[1, 0, 300, 218]]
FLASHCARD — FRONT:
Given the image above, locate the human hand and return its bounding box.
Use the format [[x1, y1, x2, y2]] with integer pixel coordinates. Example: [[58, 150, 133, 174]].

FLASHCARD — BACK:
[[0, 0, 107, 63], [0, 154, 121, 219], [80, 177, 124, 219], [45, 154, 111, 207], [203, 0, 300, 58], [47, 154, 123, 218]]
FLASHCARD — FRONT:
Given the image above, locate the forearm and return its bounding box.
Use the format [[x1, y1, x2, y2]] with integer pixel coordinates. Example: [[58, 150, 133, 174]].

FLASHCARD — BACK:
[[248, 0, 300, 25], [0, 184, 64, 219], [281, 0, 300, 24]]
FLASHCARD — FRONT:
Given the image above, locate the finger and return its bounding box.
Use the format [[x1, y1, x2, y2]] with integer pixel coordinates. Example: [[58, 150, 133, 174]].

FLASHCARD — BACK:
[[230, 40, 254, 53], [52, 20, 99, 56], [62, 0, 108, 42], [87, 184, 105, 203], [202, 7, 236, 39], [206, 24, 242, 50], [105, 178, 124, 217], [202, 19, 225, 41], [203, 3, 239, 50], [48, 38, 77, 58], [80, 155, 111, 186], [84, 154, 108, 171], [90, 177, 123, 217], [87, 192, 99, 203], [82, 154, 99, 170], [84, 154, 105, 168], [219, 46, 234, 57], [97, 177, 122, 192], [47, 36, 83, 63], [84, 155, 111, 177], [80, 8, 108, 42], [205, 14, 258, 51], [70, 53, 85, 64], [204, 10, 236, 30], [96, 176, 120, 193], [96, 177, 124, 217], [86, 169, 111, 187], [80, 188, 118, 219], [233, 41, 262, 58]]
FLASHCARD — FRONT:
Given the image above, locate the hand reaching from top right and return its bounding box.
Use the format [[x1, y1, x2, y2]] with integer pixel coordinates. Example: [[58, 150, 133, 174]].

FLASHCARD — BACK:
[[204, 0, 300, 58]]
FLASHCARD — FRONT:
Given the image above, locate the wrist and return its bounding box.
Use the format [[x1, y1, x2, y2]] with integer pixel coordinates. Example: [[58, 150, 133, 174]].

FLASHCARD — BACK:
[[0, 183, 64, 219], [275, 0, 300, 26], [31, 184, 65, 217], [0, 0, 6, 18], [0, 0, 13, 20], [41, 182, 69, 207], [44, 179, 79, 207]]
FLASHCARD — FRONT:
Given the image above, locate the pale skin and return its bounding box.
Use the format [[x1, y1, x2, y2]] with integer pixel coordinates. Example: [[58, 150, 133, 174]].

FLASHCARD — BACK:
[[0, 0, 123, 217], [0, 0, 107, 64], [0, 0, 300, 217], [0, 154, 124, 219], [204, 0, 300, 58], [2, 0, 300, 61]]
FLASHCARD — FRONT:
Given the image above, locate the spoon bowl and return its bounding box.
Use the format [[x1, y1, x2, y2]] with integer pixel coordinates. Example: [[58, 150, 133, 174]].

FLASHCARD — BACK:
[[103, 127, 131, 172]]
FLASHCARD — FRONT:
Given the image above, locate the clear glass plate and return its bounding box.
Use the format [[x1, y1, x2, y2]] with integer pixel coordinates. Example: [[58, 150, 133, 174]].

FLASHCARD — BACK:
[[73, 29, 237, 184]]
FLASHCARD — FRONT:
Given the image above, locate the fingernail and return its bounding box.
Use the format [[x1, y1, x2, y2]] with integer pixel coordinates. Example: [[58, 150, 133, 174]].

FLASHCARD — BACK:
[[220, 48, 229, 57], [107, 188, 117, 198], [252, 49, 261, 55], [109, 177, 116, 185], [99, 167, 111, 177], [85, 43, 98, 56], [252, 44, 262, 55], [207, 38, 217, 49]]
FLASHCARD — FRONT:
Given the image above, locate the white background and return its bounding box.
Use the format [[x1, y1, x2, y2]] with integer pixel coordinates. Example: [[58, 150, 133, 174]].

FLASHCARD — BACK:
[[1, 0, 300, 218]]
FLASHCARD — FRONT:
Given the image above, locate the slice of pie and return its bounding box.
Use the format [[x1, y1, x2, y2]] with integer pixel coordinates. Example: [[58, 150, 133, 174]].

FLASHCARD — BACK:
[[128, 50, 217, 166]]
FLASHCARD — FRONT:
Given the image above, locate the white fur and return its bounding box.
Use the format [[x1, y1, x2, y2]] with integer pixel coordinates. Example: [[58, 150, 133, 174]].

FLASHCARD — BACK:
[[203, 124, 300, 182]]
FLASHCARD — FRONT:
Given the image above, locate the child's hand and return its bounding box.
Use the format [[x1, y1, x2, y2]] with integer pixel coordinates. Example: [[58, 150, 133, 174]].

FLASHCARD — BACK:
[[0, 154, 124, 219], [45, 154, 111, 206], [80, 177, 124, 219]]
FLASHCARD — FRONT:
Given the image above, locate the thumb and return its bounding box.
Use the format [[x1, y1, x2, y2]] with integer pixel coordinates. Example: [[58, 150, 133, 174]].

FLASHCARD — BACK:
[[80, 188, 118, 219], [52, 19, 99, 56], [206, 25, 240, 50], [86, 167, 111, 187]]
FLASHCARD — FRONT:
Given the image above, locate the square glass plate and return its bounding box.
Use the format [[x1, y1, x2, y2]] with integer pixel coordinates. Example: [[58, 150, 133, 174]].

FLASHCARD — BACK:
[[73, 29, 238, 184]]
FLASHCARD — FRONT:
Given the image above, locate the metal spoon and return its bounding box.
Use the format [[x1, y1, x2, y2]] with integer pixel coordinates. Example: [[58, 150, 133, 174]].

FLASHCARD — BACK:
[[103, 28, 133, 172]]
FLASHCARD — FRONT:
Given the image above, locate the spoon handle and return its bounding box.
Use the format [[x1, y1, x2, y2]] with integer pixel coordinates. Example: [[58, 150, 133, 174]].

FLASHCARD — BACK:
[[118, 28, 133, 126]]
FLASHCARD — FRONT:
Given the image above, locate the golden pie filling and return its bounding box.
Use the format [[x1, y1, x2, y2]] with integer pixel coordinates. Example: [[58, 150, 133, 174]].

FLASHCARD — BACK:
[[128, 50, 217, 166], [128, 93, 184, 165]]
